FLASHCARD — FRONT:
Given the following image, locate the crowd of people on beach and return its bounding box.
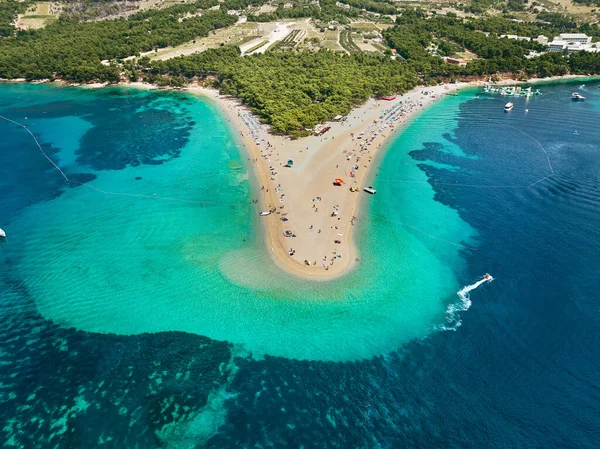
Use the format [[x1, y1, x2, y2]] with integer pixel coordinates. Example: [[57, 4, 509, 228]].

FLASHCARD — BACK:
[[226, 89, 444, 273]]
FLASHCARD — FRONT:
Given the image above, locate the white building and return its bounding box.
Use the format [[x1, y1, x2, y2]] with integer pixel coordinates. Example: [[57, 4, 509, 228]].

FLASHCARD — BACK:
[[558, 33, 592, 45], [547, 40, 568, 52], [536, 35, 549, 45], [547, 33, 596, 53], [566, 44, 599, 54], [500, 34, 531, 42]]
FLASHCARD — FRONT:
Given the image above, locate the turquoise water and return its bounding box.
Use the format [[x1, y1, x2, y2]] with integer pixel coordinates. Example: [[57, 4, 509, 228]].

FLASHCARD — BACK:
[[2, 83, 473, 361], [2, 80, 599, 448]]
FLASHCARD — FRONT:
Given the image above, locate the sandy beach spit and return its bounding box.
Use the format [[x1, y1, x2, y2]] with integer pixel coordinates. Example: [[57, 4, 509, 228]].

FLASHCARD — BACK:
[[187, 82, 474, 280], [4, 74, 591, 280]]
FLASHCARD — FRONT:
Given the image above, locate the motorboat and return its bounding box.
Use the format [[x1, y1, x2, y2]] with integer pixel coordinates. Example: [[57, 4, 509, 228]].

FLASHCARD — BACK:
[[504, 102, 514, 111], [259, 211, 271, 216], [363, 186, 376, 194], [571, 92, 585, 101], [0, 228, 5, 238]]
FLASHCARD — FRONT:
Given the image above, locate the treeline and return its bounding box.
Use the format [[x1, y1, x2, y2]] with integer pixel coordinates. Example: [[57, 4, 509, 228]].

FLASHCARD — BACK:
[[245, 0, 395, 24], [572, 0, 600, 5], [384, 10, 600, 82], [460, 0, 502, 14], [146, 48, 418, 135], [337, 0, 396, 15], [247, 0, 359, 24], [220, 0, 268, 9], [0, 5, 237, 81], [1, 3, 600, 135], [535, 12, 577, 30]]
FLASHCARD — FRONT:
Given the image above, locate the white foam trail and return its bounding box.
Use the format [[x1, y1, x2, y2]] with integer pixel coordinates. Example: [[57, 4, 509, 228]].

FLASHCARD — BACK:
[[438, 274, 493, 331]]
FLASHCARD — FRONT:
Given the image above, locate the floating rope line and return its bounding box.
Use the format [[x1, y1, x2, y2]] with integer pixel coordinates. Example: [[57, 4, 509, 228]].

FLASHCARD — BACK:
[[378, 179, 531, 189], [379, 115, 557, 189], [0, 115, 238, 207], [468, 115, 554, 175], [1, 115, 70, 182], [382, 216, 478, 252], [371, 113, 564, 251]]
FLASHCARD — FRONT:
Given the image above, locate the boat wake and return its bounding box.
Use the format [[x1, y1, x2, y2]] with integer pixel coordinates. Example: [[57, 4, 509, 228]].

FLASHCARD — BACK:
[[438, 274, 493, 331]]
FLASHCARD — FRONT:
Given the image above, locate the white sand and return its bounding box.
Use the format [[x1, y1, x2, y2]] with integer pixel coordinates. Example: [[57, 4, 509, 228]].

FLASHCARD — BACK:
[[188, 82, 467, 279]]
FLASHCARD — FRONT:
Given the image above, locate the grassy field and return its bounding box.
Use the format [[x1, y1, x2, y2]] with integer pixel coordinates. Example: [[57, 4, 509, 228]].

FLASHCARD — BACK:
[[147, 22, 262, 60], [548, 0, 599, 20], [17, 2, 57, 30], [348, 22, 381, 33], [246, 40, 270, 53], [339, 30, 362, 54], [321, 29, 344, 52]]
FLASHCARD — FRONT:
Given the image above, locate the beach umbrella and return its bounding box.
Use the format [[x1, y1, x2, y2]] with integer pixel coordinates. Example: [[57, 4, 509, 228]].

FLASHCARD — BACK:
[[335, 178, 345, 184]]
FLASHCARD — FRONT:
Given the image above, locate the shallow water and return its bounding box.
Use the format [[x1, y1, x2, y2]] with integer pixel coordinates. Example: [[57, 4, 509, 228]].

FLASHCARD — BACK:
[[1, 81, 599, 448], [1, 84, 471, 362]]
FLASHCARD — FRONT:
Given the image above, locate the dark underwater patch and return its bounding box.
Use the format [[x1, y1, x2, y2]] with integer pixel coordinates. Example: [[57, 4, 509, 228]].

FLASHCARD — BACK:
[[67, 172, 97, 186], [76, 107, 191, 171], [409, 141, 446, 162], [0, 282, 236, 449]]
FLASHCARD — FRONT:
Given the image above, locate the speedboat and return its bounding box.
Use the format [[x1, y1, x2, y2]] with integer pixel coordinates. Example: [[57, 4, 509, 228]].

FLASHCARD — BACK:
[[571, 92, 585, 101], [504, 102, 514, 111], [363, 186, 376, 194], [0, 228, 5, 238]]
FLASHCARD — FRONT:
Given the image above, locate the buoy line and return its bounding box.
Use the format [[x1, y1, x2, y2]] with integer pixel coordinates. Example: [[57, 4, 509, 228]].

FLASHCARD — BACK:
[[379, 113, 556, 189], [0, 115, 238, 207], [377, 215, 477, 252]]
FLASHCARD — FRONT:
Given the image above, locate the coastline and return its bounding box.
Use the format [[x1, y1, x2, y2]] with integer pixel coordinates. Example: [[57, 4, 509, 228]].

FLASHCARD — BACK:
[[186, 74, 598, 281], [2, 74, 596, 280], [186, 83, 469, 280]]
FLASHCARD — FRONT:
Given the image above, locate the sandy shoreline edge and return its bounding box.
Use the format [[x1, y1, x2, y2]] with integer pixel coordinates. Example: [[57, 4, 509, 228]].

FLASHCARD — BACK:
[[185, 75, 596, 281], [189, 83, 466, 280], [3, 74, 596, 280]]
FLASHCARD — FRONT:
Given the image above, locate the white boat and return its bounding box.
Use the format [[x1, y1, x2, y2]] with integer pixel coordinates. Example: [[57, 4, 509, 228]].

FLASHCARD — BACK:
[[363, 186, 376, 194], [0, 228, 5, 238], [259, 211, 271, 216], [571, 92, 585, 101], [504, 102, 514, 111]]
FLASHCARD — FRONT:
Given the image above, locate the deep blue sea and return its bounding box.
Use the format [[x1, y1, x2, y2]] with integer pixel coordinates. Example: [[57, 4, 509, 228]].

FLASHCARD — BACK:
[[1, 80, 599, 448]]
